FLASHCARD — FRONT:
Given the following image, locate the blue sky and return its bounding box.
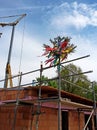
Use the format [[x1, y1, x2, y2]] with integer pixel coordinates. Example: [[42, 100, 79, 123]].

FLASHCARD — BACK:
[[0, 0, 97, 86]]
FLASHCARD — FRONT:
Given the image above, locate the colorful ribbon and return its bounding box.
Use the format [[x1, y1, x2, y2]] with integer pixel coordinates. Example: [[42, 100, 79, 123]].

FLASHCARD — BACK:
[[42, 36, 76, 66]]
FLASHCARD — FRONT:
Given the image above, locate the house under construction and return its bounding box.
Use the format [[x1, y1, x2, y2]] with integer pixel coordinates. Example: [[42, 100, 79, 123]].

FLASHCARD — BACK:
[[0, 85, 96, 130], [0, 59, 96, 130], [0, 14, 97, 130]]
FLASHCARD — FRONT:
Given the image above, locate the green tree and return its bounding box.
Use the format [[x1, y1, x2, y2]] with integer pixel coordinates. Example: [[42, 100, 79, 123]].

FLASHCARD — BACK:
[[36, 63, 95, 99], [93, 82, 97, 101], [60, 63, 91, 98], [36, 75, 57, 88], [86, 81, 97, 101], [36, 75, 48, 86]]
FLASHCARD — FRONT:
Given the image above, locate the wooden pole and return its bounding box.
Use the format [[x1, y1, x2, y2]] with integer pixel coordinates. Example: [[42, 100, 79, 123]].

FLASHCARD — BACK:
[[12, 72, 22, 130], [57, 58, 61, 130], [36, 62, 43, 130], [92, 82, 97, 130]]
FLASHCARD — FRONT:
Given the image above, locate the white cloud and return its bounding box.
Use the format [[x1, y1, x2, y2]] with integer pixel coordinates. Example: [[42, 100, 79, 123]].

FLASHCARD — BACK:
[[51, 11, 89, 29], [0, 1, 97, 88], [0, 28, 57, 87], [68, 35, 97, 81], [0, 28, 44, 86], [49, 2, 97, 30], [1, 30, 96, 87]]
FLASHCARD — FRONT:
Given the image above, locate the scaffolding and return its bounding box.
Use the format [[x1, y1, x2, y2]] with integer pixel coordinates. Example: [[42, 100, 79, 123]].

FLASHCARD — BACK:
[[0, 14, 97, 130], [0, 54, 96, 130]]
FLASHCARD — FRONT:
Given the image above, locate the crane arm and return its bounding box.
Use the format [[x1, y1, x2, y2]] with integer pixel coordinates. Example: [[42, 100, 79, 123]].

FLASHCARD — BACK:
[[0, 14, 26, 27]]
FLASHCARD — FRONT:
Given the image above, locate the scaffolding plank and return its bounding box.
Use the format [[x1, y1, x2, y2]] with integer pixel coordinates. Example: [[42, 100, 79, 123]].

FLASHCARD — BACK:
[[61, 98, 93, 109]]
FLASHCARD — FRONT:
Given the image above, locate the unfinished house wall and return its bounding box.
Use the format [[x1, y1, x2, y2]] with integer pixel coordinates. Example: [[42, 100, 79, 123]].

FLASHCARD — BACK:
[[69, 111, 85, 130], [0, 87, 95, 130], [0, 106, 58, 130], [0, 88, 58, 130], [0, 105, 94, 130], [32, 107, 58, 130], [0, 106, 32, 130]]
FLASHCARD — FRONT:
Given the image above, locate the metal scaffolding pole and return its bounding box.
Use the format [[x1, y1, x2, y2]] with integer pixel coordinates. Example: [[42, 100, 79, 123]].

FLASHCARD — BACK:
[[92, 82, 97, 130], [83, 109, 94, 130], [12, 72, 22, 130], [57, 58, 61, 130], [0, 55, 90, 83], [36, 63, 43, 130]]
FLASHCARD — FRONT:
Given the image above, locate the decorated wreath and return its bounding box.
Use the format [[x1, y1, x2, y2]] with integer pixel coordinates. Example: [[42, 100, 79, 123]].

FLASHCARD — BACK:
[[42, 36, 76, 66]]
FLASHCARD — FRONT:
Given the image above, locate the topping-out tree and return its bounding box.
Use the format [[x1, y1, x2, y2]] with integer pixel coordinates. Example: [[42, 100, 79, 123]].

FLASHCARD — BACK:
[[42, 36, 76, 66]]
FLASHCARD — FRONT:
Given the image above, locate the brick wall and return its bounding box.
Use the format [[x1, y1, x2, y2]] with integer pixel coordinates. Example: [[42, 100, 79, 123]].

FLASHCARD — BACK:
[[31, 107, 58, 130], [0, 89, 37, 101], [0, 105, 58, 130], [0, 88, 94, 130], [0, 89, 58, 130], [0, 106, 32, 130], [69, 111, 85, 130]]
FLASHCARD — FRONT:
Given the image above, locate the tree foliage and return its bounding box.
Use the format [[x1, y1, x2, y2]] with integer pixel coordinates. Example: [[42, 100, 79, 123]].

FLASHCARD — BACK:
[[86, 81, 97, 100], [36, 75, 57, 88], [60, 63, 91, 98], [36, 63, 97, 100]]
